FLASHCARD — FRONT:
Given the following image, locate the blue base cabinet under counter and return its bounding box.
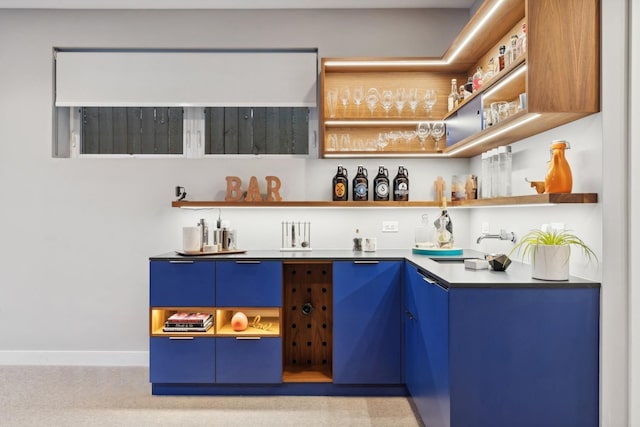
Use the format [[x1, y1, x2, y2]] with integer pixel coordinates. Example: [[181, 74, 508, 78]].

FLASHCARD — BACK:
[[215, 337, 283, 384], [150, 337, 216, 384], [403, 263, 599, 427], [333, 260, 402, 385], [216, 260, 282, 307]]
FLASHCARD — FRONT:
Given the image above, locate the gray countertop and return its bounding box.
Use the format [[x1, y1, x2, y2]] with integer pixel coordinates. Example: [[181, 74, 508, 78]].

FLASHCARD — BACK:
[[150, 249, 599, 288]]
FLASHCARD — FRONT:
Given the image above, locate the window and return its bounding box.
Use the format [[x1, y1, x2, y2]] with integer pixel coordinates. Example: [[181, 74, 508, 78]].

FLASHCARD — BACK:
[[54, 49, 318, 158]]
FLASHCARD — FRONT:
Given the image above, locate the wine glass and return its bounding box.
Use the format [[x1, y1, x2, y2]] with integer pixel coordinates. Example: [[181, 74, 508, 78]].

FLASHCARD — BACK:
[[340, 134, 351, 151], [381, 90, 393, 117], [326, 89, 338, 118], [430, 121, 445, 152], [394, 88, 407, 117], [339, 87, 351, 117], [366, 88, 379, 116], [352, 86, 364, 116], [416, 122, 431, 150], [423, 89, 437, 117], [376, 132, 389, 151], [402, 130, 416, 146], [327, 133, 338, 151], [408, 88, 420, 117], [387, 130, 402, 146]]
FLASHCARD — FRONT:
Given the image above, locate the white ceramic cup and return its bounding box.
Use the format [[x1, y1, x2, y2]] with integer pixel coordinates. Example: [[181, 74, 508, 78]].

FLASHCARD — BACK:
[[182, 226, 201, 252], [363, 237, 377, 252]]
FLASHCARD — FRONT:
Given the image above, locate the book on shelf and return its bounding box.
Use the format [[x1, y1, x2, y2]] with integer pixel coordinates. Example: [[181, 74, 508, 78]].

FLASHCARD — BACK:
[[166, 312, 212, 325], [163, 319, 213, 333]]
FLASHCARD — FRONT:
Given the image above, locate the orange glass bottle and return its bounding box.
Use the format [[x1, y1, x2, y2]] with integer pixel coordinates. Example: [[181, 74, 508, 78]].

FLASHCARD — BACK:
[[545, 140, 573, 193]]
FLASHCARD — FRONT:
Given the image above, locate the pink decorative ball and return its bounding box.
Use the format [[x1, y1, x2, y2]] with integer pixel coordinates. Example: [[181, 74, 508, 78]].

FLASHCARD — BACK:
[[231, 312, 248, 331]]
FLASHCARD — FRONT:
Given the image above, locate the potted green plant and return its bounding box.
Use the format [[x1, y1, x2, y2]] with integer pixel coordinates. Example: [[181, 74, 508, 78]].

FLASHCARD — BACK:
[[509, 229, 598, 281]]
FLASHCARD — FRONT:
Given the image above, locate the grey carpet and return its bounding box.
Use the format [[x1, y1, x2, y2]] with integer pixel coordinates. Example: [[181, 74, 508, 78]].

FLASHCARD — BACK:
[[0, 366, 421, 426]]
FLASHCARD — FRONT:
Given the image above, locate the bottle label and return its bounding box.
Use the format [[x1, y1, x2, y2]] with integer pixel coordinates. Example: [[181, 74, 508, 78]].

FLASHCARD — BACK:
[[375, 182, 389, 199], [334, 182, 346, 198], [355, 182, 368, 198], [395, 182, 408, 196]]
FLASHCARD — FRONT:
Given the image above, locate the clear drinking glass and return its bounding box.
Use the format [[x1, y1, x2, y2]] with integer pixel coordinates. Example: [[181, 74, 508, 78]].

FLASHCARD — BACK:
[[340, 134, 351, 151], [431, 121, 445, 152], [366, 88, 379, 116], [327, 133, 338, 151], [394, 88, 407, 117], [381, 90, 393, 117], [416, 122, 431, 150], [339, 87, 351, 117], [376, 132, 389, 151], [408, 88, 420, 117], [352, 86, 364, 116], [326, 89, 338, 118], [424, 89, 437, 117]]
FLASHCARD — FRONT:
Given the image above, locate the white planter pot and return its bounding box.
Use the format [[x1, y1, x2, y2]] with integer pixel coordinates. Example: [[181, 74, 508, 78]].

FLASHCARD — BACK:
[[531, 245, 570, 281]]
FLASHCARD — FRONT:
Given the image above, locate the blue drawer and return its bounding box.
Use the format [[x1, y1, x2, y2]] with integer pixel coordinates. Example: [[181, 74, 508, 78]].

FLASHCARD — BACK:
[[215, 337, 282, 384], [149, 337, 215, 383], [216, 261, 282, 307], [150, 261, 215, 306]]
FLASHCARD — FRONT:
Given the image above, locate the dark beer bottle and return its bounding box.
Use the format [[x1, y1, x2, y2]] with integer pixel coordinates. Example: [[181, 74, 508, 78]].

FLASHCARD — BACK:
[[352, 166, 369, 201], [393, 166, 409, 201], [373, 166, 390, 201], [332, 166, 348, 201]]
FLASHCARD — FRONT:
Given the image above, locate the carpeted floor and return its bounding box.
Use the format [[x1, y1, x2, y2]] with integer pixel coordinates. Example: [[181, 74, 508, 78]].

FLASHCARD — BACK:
[[0, 366, 421, 426]]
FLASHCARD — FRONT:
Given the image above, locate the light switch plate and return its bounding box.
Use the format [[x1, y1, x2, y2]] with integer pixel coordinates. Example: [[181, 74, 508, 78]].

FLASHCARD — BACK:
[[382, 221, 399, 233]]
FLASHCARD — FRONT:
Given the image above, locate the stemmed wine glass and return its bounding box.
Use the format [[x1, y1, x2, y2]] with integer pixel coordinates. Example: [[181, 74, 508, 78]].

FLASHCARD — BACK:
[[424, 89, 437, 118], [394, 88, 407, 117], [376, 132, 389, 151], [408, 88, 420, 117], [339, 87, 351, 117], [416, 122, 431, 150], [366, 88, 379, 117], [430, 121, 445, 152], [402, 130, 416, 146], [387, 130, 402, 147], [352, 86, 364, 116], [381, 90, 394, 117]]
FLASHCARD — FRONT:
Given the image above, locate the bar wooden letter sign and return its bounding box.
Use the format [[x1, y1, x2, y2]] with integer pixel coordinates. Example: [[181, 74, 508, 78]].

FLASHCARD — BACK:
[[225, 176, 283, 202]]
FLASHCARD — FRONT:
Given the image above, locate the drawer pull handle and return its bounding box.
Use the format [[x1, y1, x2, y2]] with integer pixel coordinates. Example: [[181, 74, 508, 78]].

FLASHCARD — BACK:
[[236, 336, 261, 340], [353, 260, 379, 265], [169, 261, 195, 264], [235, 260, 261, 264], [169, 336, 194, 340]]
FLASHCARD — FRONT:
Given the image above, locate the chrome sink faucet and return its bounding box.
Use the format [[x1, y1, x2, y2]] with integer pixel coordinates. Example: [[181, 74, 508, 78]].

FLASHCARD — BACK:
[[477, 229, 517, 244]]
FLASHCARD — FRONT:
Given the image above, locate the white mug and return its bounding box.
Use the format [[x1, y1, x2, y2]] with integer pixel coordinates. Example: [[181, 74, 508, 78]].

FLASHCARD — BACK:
[[182, 226, 201, 252], [363, 237, 377, 252]]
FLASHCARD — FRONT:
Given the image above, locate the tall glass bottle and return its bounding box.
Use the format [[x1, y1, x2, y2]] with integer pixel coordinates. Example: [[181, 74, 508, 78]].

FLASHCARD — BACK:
[[393, 166, 409, 201], [447, 78, 458, 112], [352, 166, 369, 201], [332, 165, 348, 201], [373, 166, 390, 201]]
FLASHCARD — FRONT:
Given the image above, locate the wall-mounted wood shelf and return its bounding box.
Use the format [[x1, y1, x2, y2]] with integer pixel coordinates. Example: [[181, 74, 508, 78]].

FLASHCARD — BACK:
[[171, 193, 597, 209]]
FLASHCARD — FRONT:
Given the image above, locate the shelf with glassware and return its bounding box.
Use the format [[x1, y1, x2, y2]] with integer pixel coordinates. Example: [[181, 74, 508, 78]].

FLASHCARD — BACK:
[[150, 307, 281, 337], [320, 65, 466, 156], [320, 0, 599, 159]]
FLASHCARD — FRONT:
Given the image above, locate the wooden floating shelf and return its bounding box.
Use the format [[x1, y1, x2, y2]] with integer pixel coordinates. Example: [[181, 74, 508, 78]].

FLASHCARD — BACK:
[[171, 193, 597, 209]]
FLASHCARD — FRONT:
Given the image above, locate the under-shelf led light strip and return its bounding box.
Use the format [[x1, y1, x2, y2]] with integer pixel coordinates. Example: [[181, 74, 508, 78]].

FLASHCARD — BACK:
[[323, 0, 505, 68], [445, 113, 541, 156]]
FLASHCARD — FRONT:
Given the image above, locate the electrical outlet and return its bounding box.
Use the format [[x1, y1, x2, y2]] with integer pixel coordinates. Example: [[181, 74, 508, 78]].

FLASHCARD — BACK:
[[481, 222, 490, 234], [382, 221, 399, 233]]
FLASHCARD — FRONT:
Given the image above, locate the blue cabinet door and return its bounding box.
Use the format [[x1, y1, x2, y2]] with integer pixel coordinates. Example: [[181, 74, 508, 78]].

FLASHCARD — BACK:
[[403, 264, 423, 396], [216, 261, 282, 307], [333, 261, 402, 384], [149, 337, 215, 383], [215, 337, 283, 384], [448, 288, 599, 427], [405, 264, 450, 427], [150, 261, 215, 307]]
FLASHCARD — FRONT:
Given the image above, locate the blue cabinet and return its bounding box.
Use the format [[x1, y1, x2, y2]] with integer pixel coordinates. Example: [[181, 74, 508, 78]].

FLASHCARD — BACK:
[[333, 260, 402, 384], [404, 263, 599, 427], [448, 287, 599, 427], [149, 337, 215, 383], [216, 261, 282, 307], [215, 337, 283, 384], [404, 264, 450, 427], [150, 260, 215, 306]]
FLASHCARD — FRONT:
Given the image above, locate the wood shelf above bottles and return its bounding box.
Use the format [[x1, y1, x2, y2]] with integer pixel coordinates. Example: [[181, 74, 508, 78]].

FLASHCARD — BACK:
[[171, 193, 597, 209]]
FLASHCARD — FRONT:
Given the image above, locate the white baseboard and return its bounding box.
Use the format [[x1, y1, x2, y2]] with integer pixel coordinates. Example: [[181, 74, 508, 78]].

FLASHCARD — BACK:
[[0, 351, 149, 367]]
